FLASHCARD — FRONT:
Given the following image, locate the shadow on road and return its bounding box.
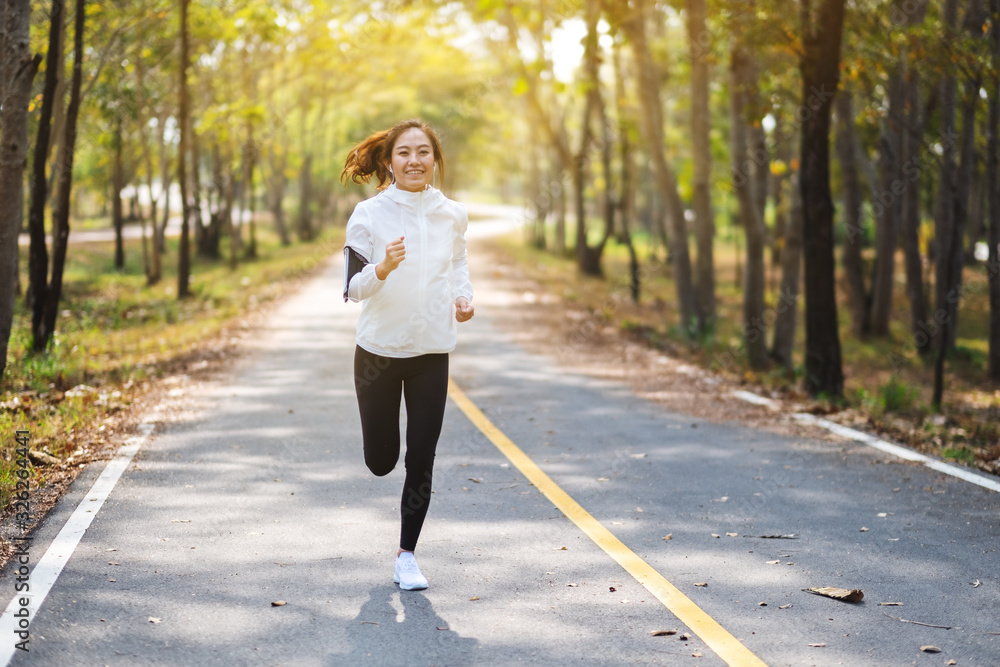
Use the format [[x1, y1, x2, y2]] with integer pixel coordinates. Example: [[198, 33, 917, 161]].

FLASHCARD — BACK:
[[340, 584, 478, 665]]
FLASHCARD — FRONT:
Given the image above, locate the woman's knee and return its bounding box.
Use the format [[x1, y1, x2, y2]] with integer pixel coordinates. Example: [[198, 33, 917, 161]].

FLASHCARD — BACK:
[[365, 456, 395, 477]]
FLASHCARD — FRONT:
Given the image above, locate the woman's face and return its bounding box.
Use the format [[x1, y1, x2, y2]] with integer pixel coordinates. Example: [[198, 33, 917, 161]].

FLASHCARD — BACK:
[[389, 128, 435, 192]]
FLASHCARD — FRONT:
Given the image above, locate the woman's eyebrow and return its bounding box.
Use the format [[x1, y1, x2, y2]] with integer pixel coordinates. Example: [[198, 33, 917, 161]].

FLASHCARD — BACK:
[[396, 143, 432, 151]]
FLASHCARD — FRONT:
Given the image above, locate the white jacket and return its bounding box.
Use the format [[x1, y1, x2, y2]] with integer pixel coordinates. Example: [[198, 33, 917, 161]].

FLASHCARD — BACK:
[[344, 183, 474, 358]]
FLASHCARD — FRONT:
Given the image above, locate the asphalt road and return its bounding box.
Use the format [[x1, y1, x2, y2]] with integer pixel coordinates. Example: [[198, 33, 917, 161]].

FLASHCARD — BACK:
[[2, 215, 998, 666]]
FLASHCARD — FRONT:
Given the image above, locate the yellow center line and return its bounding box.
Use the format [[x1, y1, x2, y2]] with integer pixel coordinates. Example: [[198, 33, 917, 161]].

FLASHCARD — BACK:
[[448, 378, 768, 667]]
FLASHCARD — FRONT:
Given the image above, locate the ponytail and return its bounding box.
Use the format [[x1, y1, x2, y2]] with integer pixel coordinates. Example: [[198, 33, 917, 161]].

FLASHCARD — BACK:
[[341, 119, 445, 191]]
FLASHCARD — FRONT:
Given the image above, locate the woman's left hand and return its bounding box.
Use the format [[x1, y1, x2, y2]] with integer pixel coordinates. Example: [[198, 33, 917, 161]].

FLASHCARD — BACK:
[[455, 297, 475, 323]]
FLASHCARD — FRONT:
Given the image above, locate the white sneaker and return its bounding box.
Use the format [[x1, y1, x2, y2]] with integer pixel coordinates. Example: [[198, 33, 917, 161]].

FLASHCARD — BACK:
[[394, 552, 429, 591]]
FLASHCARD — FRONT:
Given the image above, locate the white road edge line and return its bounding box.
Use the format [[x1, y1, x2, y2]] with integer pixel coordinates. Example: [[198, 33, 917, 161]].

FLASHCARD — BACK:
[[729, 391, 1000, 494], [0, 418, 158, 665]]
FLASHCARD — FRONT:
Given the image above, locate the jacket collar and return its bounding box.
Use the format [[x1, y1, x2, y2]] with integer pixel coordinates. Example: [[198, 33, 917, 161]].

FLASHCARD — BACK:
[[381, 182, 446, 213]]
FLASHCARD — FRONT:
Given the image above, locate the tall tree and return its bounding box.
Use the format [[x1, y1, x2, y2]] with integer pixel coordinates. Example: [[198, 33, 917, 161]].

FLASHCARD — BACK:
[[729, 34, 769, 370], [0, 0, 42, 380], [29, 0, 65, 352], [932, 0, 961, 353], [835, 89, 871, 338], [686, 0, 716, 326], [619, 0, 701, 335], [40, 0, 85, 351], [900, 0, 931, 356], [868, 21, 905, 337], [800, 0, 846, 397], [177, 0, 192, 299]]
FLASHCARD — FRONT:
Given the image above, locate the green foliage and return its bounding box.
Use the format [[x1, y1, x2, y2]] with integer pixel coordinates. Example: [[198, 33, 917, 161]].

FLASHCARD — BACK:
[[942, 447, 975, 464]]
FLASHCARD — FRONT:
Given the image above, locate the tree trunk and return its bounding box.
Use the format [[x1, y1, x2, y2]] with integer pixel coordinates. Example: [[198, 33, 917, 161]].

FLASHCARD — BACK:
[[988, 0, 1000, 382], [0, 0, 41, 379], [772, 170, 804, 370], [555, 163, 566, 256], [729, 39, 769, 370], [29, 0, 63, 351], [931, 0, 961, 355], [112, 114, 125, 270], [622, 0, 700, 335], [298, 152, 314, 243], [45, 9, 67, 203], [868, 70, 904, 336], [836, 90, 871, 338], [245, 145, 258, 260], [136, 57, 158, 284], [572, 0, 610, 277], [177, 0, 192, 299], [800, 0, 846, 398], [614, 37, 639, 303], [40, 0, 84, 350], [900, 4, 931, 356], [236, 121, 254, 264], [686, 0, 715, 326]]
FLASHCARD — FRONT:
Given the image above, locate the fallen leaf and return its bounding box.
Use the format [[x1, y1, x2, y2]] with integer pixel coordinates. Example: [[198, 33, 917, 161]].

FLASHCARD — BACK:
[[766, 560, 781, 565], [971, 579, 982, 587], [758, 602, 767, 606], [662, 534, 673, 541], [108, 562, 119, 566], [630, 453, 647, 459], [596, 477, 610, 482], [860, 527, 869, 532], [469, 596, 480, 601], [779, 604, 792, 609], [359, 621, 379, 626], [919, 645, 941, 653], [108, 579, 116, 582], [679, 633, 691, 641], [435, 626, 449, 631], [726, 532, 738, 537], [808, 643, 826, 648], [947, 660, 957, 665], [877, 513, 887, 517], [609, 587, 616, 592], [566, 583, 578, 587], [148, 617, 162, 624], [271, 601, 286, 607], [879, 602, 903, 606], [711, 534, 721, 539], [467, 478, 481, 483], [804, 587, 864, 603], [650, 629, 677, 637], [692, 652, 702, 658], [555, 546, 567, 550], [694, 582, 708, 587]]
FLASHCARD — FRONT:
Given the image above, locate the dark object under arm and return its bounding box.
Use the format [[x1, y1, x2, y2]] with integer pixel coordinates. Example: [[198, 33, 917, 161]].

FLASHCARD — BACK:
[[344, 246, 370, 302]]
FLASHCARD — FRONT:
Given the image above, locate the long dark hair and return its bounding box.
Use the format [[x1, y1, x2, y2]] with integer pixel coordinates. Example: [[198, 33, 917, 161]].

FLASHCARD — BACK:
[[340, 119, 445, 190]]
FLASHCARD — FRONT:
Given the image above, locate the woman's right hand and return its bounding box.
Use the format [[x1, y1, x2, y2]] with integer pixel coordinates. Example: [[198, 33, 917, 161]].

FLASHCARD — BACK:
[[376, 236, 405, 280]]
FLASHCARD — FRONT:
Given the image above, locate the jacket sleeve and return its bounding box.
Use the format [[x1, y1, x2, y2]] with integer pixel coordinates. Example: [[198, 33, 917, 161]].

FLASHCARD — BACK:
[[344, 205, 386, 303], [451, 204, 474, 302]]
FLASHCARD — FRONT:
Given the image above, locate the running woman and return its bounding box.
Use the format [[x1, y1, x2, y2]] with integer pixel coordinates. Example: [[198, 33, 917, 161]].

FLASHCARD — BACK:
[[341, 119, 474, 591]]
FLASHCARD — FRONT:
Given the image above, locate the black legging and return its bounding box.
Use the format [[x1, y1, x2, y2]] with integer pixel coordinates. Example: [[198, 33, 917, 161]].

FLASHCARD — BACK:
[[354, 345, 449, 552]]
